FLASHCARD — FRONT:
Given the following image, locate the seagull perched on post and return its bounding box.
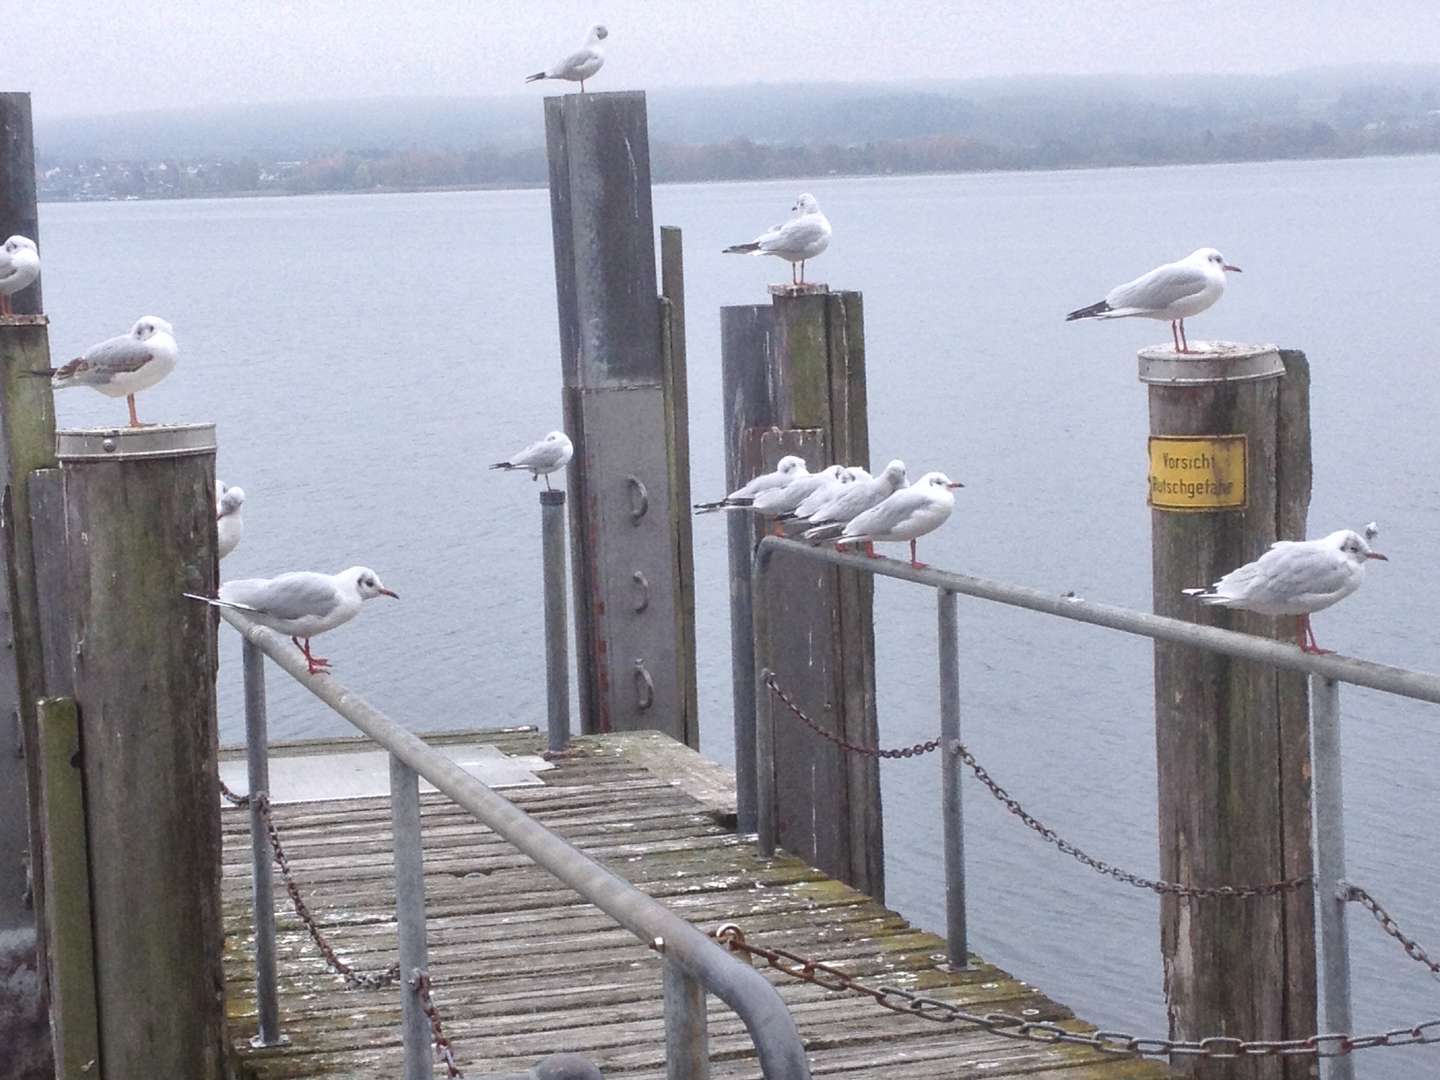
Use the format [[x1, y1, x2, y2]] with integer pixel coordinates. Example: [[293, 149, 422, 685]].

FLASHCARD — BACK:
[[0, 236, 40, 315], [1065, 248, 1241, 354], [694, 455, 808, 513], [803, 460, 909, 544], [216, 483, 245, 560], [1182, 527, 1386, 654], [186, 567, 398, 675], [723, 194, 832, 286], [38, 316, 177, 427], [836, 471, 964, 568], [525, 24, 608, 92], [490, 431, 573, 490]]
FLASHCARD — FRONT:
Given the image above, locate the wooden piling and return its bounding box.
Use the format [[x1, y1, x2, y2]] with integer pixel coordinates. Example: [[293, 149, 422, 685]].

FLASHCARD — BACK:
[[1141, 343, 1316, 1079], [544, 91, 698, 746], [722, 289, 882, 897], [52, 424, 225, 1080], [0, 93, 43, 314]]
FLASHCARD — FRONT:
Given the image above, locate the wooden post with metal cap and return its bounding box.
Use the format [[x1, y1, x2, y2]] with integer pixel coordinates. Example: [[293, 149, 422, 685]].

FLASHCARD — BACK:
[[1142, 342, 1316, 1079]]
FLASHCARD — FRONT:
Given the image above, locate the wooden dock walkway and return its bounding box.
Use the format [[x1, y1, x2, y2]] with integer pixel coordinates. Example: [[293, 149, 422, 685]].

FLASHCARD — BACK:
[[221, 728, 1164, 1079]]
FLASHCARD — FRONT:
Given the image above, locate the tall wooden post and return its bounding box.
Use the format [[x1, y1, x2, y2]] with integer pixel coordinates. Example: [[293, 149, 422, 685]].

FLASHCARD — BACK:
[[52, 424, 226, 1080], [1143, 343, 1316, 1079], [544, 91, 698, 746], [0, 90, 56, 1079], [723, 288, 882, 897]]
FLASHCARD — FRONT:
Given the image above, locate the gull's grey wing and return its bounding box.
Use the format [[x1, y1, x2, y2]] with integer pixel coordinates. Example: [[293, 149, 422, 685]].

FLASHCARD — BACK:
[[508, 439, 566, 471], [1106, 264, 1209, 313], [843, 488, 928, 537], [54, 333, 155, 385], [761, 216, 828, 255], [1252, 543, 1351, 601], [221, 574, 341, 621], [553, 45, 597, 77]]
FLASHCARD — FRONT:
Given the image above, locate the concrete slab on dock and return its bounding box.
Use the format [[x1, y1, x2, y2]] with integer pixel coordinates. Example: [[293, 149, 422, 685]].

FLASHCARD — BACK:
[[221, 728, 1164, 1079]]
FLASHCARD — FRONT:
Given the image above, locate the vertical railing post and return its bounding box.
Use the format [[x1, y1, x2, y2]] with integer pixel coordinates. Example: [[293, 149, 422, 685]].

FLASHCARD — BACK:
[[242, 640, 284, 1047], [389, 754, 431, 1080], [540, 488, 571, 753], [663, 958, 710, 1080], [1309, 675, 1354, 1080], [937, 589, 967, 969]]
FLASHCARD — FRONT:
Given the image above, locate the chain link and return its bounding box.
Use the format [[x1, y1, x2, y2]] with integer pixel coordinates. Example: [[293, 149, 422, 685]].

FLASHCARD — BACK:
[[1347, 885, 1440, 980], [709, 923, 1440, 1060], [412, 969, 465, 1077], [766, 671, 1312, 900]]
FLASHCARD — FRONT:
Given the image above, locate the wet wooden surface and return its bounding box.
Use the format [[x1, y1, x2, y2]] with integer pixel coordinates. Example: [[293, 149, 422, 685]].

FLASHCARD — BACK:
[[221, 728, 1164, 1079]]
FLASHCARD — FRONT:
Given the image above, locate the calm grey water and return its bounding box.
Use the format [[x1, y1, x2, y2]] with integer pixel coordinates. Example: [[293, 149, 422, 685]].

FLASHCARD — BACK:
[[38, 156, 1440, 1076]]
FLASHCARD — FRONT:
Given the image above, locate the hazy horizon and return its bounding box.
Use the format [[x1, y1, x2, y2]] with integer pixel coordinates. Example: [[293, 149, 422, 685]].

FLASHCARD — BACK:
[[10, 1, 1440, 120]]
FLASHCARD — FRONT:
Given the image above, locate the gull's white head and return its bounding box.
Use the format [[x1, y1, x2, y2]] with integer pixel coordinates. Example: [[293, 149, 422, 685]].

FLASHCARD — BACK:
[[1190, 247, 1242, 274], [3, 235, 37, 255], [343, 566, 399, 601], [131, 315, 174, 340], [1331, 529, 1387, 564], [792, 193, 820, 214], [819, 464, 845, 480], [844, 466, 871, 483], [776, 455, 806, 476], [588, 23, 608, 41], [881, 459, 907, 486], [544, 430, 570, 445], [919, 471, 965, 491], [217, 486, 246, 516]]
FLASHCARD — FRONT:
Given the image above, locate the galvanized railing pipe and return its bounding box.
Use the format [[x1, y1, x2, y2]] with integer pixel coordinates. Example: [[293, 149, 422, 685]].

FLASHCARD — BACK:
[[241, 638, 284, 1047], [540, 488, 571, 754], [221, 609, 812, 1080], [390, 754, 431, 1080], [937, 589, 967, 969], [663, 958, 711, 1080], [1310, 675, 1355, 1080]]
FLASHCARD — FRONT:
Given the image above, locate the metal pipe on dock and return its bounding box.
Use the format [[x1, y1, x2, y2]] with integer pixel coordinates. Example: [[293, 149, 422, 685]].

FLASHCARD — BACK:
[[243, 639, 284, 1047], [1310, 676, 1355, 1080], [390, 754, 432, 1080], [663, 958, 710, 1080], [540, 488, 571, 753], [937, 589, 967, 969]]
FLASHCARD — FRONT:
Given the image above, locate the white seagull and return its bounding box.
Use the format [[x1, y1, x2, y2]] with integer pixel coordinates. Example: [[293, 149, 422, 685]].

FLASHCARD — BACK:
[[751, 465, 845, 521], [0, 236, 40, 315], [525, 24, 608, 92], [723, 193, 832, 286], [803, 460, 909, 542], [216, 483, 246, 560], [187, 567, 398, 675], [490, 430, 574, 490], [787, 465, 868, 521], [694, 455, 808, 513], [1066, 247, 1242, 354], [44, 316, 178, 428], [836, 472, 963, 568], [1182, 528, 1387, 654]]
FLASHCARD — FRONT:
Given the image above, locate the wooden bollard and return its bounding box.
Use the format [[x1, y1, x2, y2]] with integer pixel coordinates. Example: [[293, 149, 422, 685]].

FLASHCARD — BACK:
[[1142, 343, 1316, 1079], [722, 287, 882, 897], [49, 424, 225, 1080], [544, 90, 697, 746]]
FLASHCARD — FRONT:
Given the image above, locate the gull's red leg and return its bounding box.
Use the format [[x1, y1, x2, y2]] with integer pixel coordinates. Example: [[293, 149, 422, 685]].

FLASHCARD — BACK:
[[0, 295, 10, 316], [909, 539, 928, 569], [1299, 615, 1334, 655], [1180, 320, 1190, 353], [865, 541, 877, 559], [127, 395, 141, 427]]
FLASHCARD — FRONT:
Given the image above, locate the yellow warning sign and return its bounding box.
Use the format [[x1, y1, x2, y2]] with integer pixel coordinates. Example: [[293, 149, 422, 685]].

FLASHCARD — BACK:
[[1147, 435, 1247, 511]]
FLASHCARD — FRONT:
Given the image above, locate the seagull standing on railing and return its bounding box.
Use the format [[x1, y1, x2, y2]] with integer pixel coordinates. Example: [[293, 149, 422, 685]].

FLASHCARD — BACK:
[[1182, 527, 1387, 654], [490, 431, 574, 490], [835, 472, 964, 569], [0, 236, 40, 315], [694, 455, 808, 513], [803, 460, 909, 543], [785, 465, 868, 522], [1065, 247, 1241, 354], [525, 24, 608, 92], [751, 464, 846, 524], [216, 483, 245, 560], [39, 316, 177, 428], [723, 194, 832, 286], [186, 567, 398, 675]]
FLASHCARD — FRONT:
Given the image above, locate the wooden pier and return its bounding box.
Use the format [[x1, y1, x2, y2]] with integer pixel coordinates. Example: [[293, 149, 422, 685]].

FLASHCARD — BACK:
[[220, 727, 1163, 1079]]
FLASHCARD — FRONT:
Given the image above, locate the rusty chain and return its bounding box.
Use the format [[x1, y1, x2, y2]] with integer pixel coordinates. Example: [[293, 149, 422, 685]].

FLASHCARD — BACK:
[[412, 969, 465, 1077], [710, 923, 1440, 1060], [1347, 885, 1440, 981], [765, 671, 1312, 900]]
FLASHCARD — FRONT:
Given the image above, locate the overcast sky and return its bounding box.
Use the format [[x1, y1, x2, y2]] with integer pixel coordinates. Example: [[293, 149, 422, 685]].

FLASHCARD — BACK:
[[9, 0, 1440, 119]]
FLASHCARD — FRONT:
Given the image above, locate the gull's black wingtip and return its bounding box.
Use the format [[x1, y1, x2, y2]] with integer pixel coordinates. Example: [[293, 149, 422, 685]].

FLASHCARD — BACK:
[[1065, 300, 1111, 322]]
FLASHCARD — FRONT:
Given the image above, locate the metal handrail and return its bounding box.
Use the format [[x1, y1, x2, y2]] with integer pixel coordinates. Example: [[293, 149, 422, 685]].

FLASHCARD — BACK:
[[750, 535, 1440, 1080], [221, 608, 811, 1080]]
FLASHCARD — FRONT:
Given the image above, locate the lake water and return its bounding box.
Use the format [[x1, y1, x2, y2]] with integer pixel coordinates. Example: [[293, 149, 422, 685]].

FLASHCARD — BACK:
[[36, 155, 1440, 1077]]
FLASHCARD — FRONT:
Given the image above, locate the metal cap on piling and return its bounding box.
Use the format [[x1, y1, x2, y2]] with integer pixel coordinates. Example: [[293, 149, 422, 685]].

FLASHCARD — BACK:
[[1137, 341, 1283, 385], [55, 423, 217, 463]]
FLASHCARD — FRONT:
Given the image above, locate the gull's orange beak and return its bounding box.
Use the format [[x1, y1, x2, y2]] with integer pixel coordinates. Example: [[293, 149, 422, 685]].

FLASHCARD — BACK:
[[1223, 264, 1243, 273], [1365, 552, 1388, 561], [946, 481, 965, 489], [380, 588, 400, 598]]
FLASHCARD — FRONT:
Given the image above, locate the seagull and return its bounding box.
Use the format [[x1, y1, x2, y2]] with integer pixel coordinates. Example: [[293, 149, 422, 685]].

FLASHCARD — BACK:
[[216, 483, 245, 560], [525, 24, 608, 92], [786, 465, 868, 521], [723, 194, 832, 286], [42, 316, 178, 428], [1182, 528, 1387, 654], [1065, 248, 1241, 354], [837, 472, 964, 568], [186, 567, 398, 675], [694, 455, 808, 513], [751, 465, 845, 522], [0, 236, 39, 315], [490, 430, 574, 490], [803, 460, 909, 542]]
